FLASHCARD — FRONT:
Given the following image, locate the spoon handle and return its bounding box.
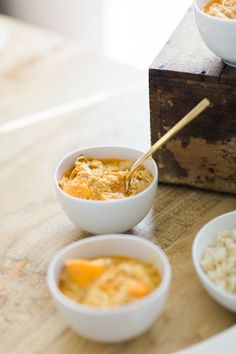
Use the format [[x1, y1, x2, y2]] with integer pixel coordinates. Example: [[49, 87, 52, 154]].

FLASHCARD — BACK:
[[128, 98, 210, 179]]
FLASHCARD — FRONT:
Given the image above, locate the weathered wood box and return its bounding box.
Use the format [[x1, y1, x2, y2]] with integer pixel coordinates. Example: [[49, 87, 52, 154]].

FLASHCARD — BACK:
[[149, 9, 236, 194]]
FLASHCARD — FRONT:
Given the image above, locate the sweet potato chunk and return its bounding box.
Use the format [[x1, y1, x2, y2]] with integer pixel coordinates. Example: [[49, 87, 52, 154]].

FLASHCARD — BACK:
[[63, 182, 91, 198], [65, 259, 106, 286], [128, 280, 151, 297]]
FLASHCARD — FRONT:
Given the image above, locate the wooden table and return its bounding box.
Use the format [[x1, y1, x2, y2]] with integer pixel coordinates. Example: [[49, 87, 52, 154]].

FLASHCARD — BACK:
[[1, 15, 236, 354]]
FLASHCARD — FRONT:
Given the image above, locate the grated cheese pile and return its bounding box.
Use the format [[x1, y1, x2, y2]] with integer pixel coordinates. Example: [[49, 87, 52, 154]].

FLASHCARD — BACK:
[[201, 229, 236, 293]]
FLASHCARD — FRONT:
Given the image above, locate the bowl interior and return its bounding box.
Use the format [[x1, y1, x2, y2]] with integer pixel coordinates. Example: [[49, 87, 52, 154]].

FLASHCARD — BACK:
[[55, 146, 157, 183], [48, 235, 171, 312], [193, 210, 236, 263], [195, 0, 236, 20], [53, 235, 168, 283]]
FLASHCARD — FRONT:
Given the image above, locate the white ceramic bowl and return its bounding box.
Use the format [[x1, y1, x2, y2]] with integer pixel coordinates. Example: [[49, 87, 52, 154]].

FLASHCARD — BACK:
[[192, 210, 236, 313], [47, 234, 171, 342], [194, 0, 236, 67], [55, 146, 158, 234]]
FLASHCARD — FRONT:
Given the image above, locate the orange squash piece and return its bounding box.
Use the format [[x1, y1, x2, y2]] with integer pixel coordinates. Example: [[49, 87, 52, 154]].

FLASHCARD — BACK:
[[65, 258, 106, 286], [63, 182, 91, 198], [128, 280, 151, 297]]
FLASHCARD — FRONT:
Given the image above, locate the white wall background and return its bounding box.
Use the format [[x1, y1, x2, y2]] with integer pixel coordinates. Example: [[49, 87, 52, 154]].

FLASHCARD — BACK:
[[1, 0, 192, 69]]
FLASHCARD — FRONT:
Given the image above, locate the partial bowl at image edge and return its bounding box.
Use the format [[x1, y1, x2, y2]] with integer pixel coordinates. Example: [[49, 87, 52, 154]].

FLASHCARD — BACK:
[[194, 0, 236, 67], [192, 210, 236, 313]]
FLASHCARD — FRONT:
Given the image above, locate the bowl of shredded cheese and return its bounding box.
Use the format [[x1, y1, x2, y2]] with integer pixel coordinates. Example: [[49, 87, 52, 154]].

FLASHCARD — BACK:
[[55, 146, 158, 234], [192, 210, 236, 313]]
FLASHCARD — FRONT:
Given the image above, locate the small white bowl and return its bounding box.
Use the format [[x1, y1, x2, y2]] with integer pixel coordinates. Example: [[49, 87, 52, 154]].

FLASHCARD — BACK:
[[55, 146, 158, 234], [194, 0, 236, 67], [192, 210, 236, 313], [47, 234, 171, 342]]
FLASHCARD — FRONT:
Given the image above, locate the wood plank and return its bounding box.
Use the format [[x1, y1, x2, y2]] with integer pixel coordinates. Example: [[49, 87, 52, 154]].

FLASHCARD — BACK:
[[150, 73, 236, 194], [150, 8, 224, 82]]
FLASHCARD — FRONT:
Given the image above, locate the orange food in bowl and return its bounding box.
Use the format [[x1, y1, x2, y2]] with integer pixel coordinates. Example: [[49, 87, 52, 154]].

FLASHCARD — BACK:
[[59, 155, 153, 200], [64, 259, 106, 286], [203, 0, 236, 19], [59, 256, 161, 307]]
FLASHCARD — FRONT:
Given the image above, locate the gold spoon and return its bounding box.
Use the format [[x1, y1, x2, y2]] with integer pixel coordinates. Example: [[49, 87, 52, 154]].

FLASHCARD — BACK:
[[125, 98, 210, 193]]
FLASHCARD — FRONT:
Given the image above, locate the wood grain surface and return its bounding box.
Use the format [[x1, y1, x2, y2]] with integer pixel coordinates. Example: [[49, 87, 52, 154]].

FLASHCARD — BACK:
[[1, 14, 236, 354]]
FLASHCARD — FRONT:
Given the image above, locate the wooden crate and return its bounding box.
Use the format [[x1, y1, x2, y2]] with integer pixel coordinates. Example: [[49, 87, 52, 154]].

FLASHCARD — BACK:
[[149, 9, 236, 194]]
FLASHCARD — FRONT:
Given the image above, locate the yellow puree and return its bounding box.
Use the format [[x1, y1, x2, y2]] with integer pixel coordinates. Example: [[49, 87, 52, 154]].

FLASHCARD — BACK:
[[59, 155, 153, 200], [203, 0, 236, 19], [59, 256, 161, 307]]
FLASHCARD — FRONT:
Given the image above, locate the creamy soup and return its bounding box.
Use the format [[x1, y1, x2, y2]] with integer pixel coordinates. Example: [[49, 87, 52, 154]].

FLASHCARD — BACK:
[[203, 0, 236, 19], [59, 155, 153, 200], [59, 256, 161, 307]]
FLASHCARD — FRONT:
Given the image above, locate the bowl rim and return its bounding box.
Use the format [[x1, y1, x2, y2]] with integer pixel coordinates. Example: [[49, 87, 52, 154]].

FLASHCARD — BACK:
[[54, 145, 158, 205], [192, 210, 236, 303], [194, 0, 236, 23], [47, 234, 171, 315]]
